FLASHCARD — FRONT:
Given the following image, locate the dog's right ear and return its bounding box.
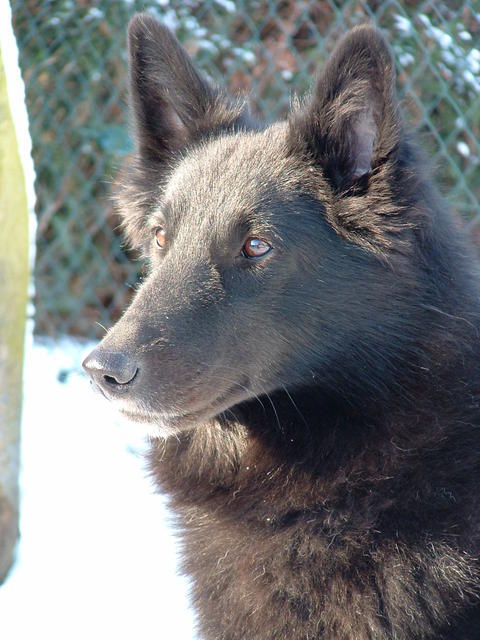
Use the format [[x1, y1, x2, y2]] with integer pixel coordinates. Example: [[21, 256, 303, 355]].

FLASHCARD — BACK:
[[127, 14, 247, 162]]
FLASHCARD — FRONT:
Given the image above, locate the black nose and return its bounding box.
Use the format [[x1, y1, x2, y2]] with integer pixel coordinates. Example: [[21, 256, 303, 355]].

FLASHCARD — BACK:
[[82, 348, 138, 394]]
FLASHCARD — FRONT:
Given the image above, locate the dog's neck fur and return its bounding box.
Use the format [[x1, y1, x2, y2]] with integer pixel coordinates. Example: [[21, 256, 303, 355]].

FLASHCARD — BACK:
[[148, 345, 480, 639], [149, 326, 480, 524]]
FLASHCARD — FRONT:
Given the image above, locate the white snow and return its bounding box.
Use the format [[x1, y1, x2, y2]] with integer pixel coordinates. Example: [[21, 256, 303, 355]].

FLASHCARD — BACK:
[[233, 47, 256, 65], [467, 49, 480, 75], [146, 6, 179, 32], [199, 40, 219, 54], [214, 0, 236, 14], [457, 141, 470, 158], [441, 50, 456, 66], [394, 14, 413, 36], [458, 30, 472, 42], [398, 52, 415, 67], [85, 7, 104, 21], [0, 338, 197, 640], [463, 68, 480, 92]]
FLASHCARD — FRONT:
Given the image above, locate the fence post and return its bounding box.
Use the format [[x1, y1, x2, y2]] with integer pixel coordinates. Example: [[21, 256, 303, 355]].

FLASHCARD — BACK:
[[0, 36, 30, 582]]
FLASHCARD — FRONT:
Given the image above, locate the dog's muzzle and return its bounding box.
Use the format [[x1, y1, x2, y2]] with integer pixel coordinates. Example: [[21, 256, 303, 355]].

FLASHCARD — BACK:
[[82, 347, 138, 397]]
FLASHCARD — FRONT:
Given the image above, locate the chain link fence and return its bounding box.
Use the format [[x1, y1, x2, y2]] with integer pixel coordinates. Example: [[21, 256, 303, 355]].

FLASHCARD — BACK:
[[11, 0, 480, 338]]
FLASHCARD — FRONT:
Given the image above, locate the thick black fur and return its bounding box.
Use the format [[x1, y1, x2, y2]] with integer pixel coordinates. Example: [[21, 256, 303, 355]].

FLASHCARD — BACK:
[[83, 14, 480, 639]]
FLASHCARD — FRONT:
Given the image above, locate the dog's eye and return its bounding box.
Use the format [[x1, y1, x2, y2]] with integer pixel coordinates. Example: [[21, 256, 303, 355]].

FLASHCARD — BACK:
[[154, 226, 167, 249], [242, 237, 272, 259]]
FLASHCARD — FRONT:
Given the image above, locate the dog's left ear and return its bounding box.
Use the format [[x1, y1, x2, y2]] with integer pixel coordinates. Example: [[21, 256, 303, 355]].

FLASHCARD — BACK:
[[289, 25, 402, 191]]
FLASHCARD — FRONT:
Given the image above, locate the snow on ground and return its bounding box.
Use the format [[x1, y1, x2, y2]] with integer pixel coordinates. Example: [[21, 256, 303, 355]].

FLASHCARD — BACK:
[[1, 337, 197, 640]]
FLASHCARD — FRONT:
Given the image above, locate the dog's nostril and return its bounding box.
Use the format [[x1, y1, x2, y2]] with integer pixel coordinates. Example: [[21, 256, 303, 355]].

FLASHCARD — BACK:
[[82, 348, 138, 390], [103, 368, 138, 386]]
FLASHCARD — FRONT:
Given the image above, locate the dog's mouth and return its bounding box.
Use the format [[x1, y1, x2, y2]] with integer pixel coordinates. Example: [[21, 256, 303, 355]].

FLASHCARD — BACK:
[[116, 379, 250, 436], [118, 408, 162, 424]]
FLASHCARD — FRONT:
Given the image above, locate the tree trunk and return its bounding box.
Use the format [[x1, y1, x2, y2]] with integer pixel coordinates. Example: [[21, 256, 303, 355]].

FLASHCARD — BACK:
[[0, 44, 29, 583]]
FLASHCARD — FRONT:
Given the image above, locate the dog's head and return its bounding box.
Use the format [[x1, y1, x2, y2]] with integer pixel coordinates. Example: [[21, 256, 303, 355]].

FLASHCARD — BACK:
[[83, 15, 427, 436]]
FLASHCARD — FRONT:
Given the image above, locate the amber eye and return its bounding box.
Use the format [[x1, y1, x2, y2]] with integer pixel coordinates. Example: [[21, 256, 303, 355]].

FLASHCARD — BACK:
[[154, 226, 167, 249], [242, 237, 272, 259]]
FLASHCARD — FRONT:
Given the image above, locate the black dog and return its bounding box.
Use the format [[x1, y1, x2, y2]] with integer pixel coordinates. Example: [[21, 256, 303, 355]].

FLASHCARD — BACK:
[[83, 14, 480, 639]]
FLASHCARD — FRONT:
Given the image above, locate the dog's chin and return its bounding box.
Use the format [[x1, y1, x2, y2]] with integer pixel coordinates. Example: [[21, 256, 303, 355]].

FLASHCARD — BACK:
[[117, 386, 249, 439], [117, 404, 223, 439], [117, 408, 187, 439]]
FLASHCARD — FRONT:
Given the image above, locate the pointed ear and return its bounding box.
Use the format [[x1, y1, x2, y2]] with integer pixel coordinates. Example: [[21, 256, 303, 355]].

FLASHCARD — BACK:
[[127, 14, 249, 161], [288, 25, 402, 191]]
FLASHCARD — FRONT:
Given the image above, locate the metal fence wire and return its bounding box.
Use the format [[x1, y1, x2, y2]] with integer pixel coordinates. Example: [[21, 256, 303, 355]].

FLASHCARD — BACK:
[[11, 0, 480, 338]]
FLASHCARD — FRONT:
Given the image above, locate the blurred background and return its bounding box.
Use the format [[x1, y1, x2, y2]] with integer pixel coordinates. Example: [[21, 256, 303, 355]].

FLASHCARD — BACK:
[[11, 0, 480, 340]]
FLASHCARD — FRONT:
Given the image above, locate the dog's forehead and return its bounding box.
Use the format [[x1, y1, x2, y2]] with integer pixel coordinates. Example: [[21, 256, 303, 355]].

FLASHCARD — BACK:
[[162, 123, 298, 226]]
